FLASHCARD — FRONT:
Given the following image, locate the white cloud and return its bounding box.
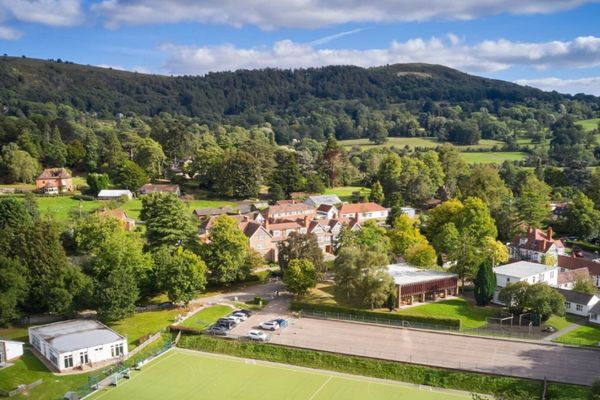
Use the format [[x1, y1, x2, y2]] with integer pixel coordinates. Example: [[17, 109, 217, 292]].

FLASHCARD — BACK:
[[159, 35, 600, 76], [92, 0, 598, 29], [0, 25, 22, 40], [0, 0, 83, 27], [515, 76, 600, 96]]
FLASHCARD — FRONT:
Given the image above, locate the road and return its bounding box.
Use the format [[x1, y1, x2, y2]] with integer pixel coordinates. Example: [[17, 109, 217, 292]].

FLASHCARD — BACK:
[[231, 297, 600, 385]]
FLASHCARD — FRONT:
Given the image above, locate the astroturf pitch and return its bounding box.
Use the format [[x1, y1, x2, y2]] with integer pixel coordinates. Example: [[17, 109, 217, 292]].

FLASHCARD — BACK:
[[87, 348, 472, 400]]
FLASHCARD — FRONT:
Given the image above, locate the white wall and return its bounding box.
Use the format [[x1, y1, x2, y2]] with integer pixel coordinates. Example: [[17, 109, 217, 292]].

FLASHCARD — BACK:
[[565, 296, 600, 317]]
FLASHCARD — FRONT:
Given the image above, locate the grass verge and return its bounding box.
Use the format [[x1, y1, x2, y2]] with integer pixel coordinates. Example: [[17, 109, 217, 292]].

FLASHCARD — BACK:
[[554, 323, 600, 347], [179, 305, 233, 330]]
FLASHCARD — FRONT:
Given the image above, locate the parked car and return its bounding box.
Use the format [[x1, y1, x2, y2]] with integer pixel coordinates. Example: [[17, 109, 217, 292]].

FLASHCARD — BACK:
[[573, 248, 584, 257], [542, 326, 557, 333], [236, 309, 253, 317], [247, 330, 269, 342], [221, 315, 242, 324], [215, 319, 236, 330], [206, 325, 229, 336], [232, 312, 249, 321], [274, 318, 288, 328], [259, 320, 280, 331]]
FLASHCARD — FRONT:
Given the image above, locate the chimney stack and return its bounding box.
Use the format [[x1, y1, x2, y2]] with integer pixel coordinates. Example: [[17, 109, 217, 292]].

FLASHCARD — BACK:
[[547, 226, 553, 240], [304, 215, 310, 227]]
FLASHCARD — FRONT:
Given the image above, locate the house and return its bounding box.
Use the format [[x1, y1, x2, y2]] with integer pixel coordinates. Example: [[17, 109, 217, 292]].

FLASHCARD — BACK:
[[29, 320, 128, 372], [557, 267, 591, 290], [387, 263, 459, 307], [98, 208, 136, 231], [97, 189, 133, 200], [264, 202, 316, 220], [316, 204, 338, 219], [508, 226, 565, 263], [138, 183, 181, 196], [0, 339, 24, 364], [492, 261, 559, 304], [241, 221, 277, 261], [558, 255, 600, 287], [556, 288, 600, 317], [304, 194, 342, 207], [589, 303, 600, 325], [36, 168, 74, 194], [338, 202, 388, 223], [400, 207, 416, 218]]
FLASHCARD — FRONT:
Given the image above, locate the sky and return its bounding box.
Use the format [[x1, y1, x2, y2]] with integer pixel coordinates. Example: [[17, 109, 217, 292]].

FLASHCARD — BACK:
[[1, 1, 600, 95]]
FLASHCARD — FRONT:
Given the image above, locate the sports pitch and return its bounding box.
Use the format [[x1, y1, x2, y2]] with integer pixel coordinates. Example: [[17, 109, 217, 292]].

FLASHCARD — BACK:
[[87, 349, 472, 400]]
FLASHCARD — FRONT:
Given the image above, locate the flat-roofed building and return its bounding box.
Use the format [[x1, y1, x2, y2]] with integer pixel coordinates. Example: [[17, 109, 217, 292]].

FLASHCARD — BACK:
[[28, 320, 128, 371], [387, 263, 459, 307], [492, 261, 559, 304]]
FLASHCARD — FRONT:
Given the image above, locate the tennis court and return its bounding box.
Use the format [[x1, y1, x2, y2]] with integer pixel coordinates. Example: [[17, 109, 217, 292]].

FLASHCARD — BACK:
[[87, 348, 473, 400]]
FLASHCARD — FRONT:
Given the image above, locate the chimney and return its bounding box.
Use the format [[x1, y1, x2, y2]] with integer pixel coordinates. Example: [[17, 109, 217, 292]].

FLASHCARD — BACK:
[[547, 226, 553, 240], [304, 215, 310, 227], [528, 226, 533, 234], [264, 219, 270, 230]]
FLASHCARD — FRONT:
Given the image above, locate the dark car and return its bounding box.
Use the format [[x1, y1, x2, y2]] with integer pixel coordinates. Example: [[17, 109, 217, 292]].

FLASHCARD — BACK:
[[236, 309, 253, 317], [274, 318, 288, 328], [215, 319, 236, 330], [206, 325, 229, 336]]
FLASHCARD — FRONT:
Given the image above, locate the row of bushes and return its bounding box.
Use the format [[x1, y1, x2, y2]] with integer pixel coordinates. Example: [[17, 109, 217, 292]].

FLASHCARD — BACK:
[[290, 301, 462, 330], [177, 335, 589, 399]]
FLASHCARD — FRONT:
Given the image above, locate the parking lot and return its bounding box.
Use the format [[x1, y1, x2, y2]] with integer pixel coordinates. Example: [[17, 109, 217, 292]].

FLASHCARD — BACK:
[[229, 297, 600, 385]]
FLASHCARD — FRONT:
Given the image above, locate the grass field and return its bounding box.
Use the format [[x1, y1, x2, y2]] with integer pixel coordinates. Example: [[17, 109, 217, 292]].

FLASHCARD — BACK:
[[544, 315, 584, 331], [340, 137, 503, 151], [576, 118, 600, 132], [554, 323, 600, 347], [460, 151, 526, 164], [116, 198, 236, 220], [108, 308, 182, 349], [396, 298, 498, 330], [323, 186, 370, 202], [179, 305, 233, 330], [88, 349, 472, 400]]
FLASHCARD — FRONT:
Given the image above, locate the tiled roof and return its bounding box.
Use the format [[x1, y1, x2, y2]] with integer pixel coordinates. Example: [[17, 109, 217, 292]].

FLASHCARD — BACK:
[[339, 202, 386, 215], [266, 202, 315, 217], [510, 227, 564, 253], [558, 255, 600, 276], [37, 168, 71, 180], [139, 183, 180, 193], [558, 267, 590, 285], [317, 204, 335, 212]]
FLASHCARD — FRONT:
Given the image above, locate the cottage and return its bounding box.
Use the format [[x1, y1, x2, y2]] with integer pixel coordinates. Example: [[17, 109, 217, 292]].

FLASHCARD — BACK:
[[557, 267, 591, 290], [304, 194, 342, 207], [29, 320, 128, 372], [338, 202, 388, 223], [509, 226, 565, 263], [264, 202, 316, 220], [316, 204, 338, 219], [557, 288, 599, 317], [388, 263, 459, 307], [97, 189, 133, 200], [400, 207, 416, 218], [558, 255, 600, 287], [138, 183, 180, 196], [36, 168, 74, 194], [0, 339, 23, 364], [241, 221, 277, 261], [492, 261, 559, 304], [589, 303, 600, 325], [98, 208, 136, 231]]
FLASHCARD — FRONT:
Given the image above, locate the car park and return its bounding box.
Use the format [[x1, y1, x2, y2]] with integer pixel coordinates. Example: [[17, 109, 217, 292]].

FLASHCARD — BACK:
[[259, 320, 280, 331], [206, 325, 229, 336], [232, 312, 248, 321], [247, 330, 269, 342]]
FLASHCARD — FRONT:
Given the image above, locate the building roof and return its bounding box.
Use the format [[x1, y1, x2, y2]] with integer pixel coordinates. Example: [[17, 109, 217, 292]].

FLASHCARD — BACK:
[[493, 261, 557, 279], [339, 202, 387, 215], [387, 263, 458, 286], [317, 204, 336, 213], [193, 207, 234, 217], [510, 227, 564, 253], [590, 302, 600, 314], [556, 288, 598, 306], [305, 195, 342, 206], [37, 168, 71, 180], [98, 208, 133, 221], [97, 189, 132, 197], [0, 339, 24, 345], [266, 202, 315, 217], [139, 183, 180, 194], [29, 320, 125, 353], [558, 255, 600, 276], [558, 267, 590, 286]]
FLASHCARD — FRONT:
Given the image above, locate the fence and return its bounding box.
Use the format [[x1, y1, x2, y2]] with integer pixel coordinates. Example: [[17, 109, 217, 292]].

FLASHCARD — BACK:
[[0, 379, 42, 397], [299, 308, 461, 332]]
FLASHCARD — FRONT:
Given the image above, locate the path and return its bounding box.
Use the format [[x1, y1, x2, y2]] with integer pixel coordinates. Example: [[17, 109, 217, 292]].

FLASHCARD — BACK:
[[543, 319, 586, 342]]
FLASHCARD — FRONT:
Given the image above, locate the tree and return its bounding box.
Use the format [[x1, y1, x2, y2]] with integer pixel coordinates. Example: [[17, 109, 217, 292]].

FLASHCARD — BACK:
[[404, 242, 437, 268], [516, 174, 550, 228], [115, 160, 148, 190], [201, 215, 250, 284], [573, 277, 597, 295], [369, 180, 384, 204], [0, 143, 40, 183], [526, 283, 565, 320], [134, 137, 166, 178], [305, 173, 325, 193], [141, 193, 198, 249], [562, 192, 600, 240], [437, 144, 468, 198], [283, 259, 318, 295], [498, 281, 529, 314], [448, 121, 481, 145], [0, 256, 27, 325], [86, 173, 110, 195], [388, 214, 426, 256], [217, 149, 261, 198], [459, 164, 512, 214], [0, 198, 32, 229], [153, 246, 207, 305], [271, 149, 303, 195], [278, 232, 324, 272], [473, 261, 496, 306], [268, 183, 285, 203]]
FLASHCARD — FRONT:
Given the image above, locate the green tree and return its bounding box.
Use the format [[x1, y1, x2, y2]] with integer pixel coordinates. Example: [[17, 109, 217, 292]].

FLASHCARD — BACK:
[[271, 149, 303, 195], [278, 232, 324, 272], [437, 144, 468, 198], [201, 215, 250, 284], [459, 164, 512, 214], [153, 246, 207, 305], [516, 174, 551, 228], [573, 277, 597, 295], [369, 180, 385, 204], [563, 192, 600, 240], [115, 160, 148, 190], [217, 149, 261, 198], [498, 281, 530, 314], [305, 173, 325, 193], [388, 214, 426, 256], [86, 173, 110, 195], [473, 261, 496, 306], [0, 198, 32, 229], [190, 145, 223, 189], [0, 143, 40, 183], [283, 259, 318, 295], [0, 256, 27, 325], [526, 283, 565, 321], [134, 137, 166, 178], [404, 242, 437, 268], [141, 193, 198, 249]]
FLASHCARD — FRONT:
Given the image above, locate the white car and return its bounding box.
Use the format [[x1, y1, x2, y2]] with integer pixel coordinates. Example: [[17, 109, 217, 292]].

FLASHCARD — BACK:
[[259, 320, 280, 331], [222, 315, 242, 324], [232, 312, 248, 321], [247, 330, 268, 342]]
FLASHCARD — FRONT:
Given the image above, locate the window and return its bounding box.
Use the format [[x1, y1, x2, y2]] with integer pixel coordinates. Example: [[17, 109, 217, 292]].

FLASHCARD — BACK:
[[577, 304, 584, 312], [64, 354, 73, 368], [565, 301, 571, 309], [506, 278, 510, 284], [80, 351, 89, 365], [31, 335, 40, 350], [592, 314, 598, 320], [49, 350, 58, 366], [550, 271, 555, 278], [256, 244, 264, 250], [111, 343, 124, 357], [273, 231, 281, 237]]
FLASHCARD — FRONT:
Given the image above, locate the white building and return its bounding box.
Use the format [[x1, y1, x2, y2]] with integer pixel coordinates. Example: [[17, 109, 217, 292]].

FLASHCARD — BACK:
[[97, 189, 133, 200], [492, 261, 559, 304], [338, 202, 389, 223], [557, 288, 600, 317], [29, 320, 128, 371], [0, 339, 24, 364]]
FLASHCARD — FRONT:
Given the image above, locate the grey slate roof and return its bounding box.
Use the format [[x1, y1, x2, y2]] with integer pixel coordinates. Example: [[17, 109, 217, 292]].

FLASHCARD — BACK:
[[556, 288, 598, 306], [29, 320, 125, 353]]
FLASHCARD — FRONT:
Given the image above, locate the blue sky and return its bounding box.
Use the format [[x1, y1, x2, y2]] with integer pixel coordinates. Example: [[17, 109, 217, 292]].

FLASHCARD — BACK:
[[1, 0, 600, 94]]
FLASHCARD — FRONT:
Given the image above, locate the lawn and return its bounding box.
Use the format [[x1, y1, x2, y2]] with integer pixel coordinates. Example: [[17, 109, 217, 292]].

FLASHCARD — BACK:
[[396, 298, 499, 330], [340, 137, 503, 151], [0, 350, 91, 400], [554, 323, 600, 347], [323, 186, 370, 202], [0, 326, 29, 342], [116, 198, 237, 220], [179, 305, 233, 330], [87, 349, 472, 400], [460, 152, 527, 164], [544, 315, 583, 331], [576, 118, 600, 132], [108, 308, 182, 349], [36, 196, 104, 221]]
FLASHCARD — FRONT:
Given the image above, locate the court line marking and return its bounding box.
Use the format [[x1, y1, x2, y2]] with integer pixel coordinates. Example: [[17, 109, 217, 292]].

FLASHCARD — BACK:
[[307, 376, 332, 400]]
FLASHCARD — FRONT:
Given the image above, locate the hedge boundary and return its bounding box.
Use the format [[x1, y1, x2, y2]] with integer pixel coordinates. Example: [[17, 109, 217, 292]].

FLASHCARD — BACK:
[[177, 335, 589, 400], [291, 301, 462, 330]]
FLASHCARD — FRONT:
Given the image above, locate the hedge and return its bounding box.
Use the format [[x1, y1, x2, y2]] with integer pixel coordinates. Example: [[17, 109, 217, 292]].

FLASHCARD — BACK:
[[178, 335, 589, 400], [291, 301, 461, 330]]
